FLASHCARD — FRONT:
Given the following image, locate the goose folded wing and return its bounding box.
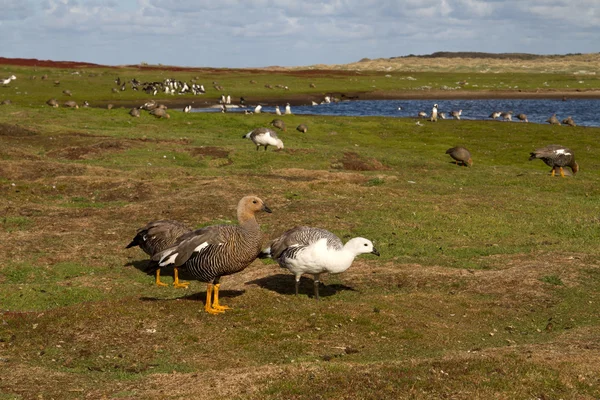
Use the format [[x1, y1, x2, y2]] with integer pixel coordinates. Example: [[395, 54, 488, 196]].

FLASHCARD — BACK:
[[153, 226, 225, 267]]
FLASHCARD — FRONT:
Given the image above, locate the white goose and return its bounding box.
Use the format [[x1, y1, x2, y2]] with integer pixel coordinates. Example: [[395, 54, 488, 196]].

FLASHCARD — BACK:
[[275, 105, 282, 115], [254, 104, 262, 114], [1, 75, 16, 85], [285, 103, 292, 115], [243, 127, 283, 151], [262, 226, 379, 299]]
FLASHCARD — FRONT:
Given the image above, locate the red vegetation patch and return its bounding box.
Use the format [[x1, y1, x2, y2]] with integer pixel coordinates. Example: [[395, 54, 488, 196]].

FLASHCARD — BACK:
[[0, 57, 103, 69]]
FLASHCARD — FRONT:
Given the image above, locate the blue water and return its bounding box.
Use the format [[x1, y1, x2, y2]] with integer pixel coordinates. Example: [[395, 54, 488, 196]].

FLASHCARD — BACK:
[[194, 99, 600, 127]]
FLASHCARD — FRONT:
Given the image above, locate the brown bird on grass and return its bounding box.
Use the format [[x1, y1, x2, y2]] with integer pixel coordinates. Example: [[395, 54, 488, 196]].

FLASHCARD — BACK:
[[529, 144, 578, 177], [129, 108, 140, 117], [150, 108, 170, 119], [296, 124, 308, 133], [63, 100, 78, 109], [270, 119, 286, 131], [446, 146, 473, 167], [46, 98, 59, 108], [126, 220, 192, 288], [153, 196, 272, 314]]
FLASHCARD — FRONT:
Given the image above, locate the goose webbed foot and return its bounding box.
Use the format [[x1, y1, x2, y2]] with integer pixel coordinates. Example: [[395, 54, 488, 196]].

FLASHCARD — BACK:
[[172, 268, 189, 289]]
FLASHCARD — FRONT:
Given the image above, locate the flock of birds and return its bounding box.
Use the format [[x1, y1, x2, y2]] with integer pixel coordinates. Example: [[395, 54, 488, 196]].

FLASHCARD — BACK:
[[418, 103, 577, 126], [127, 196, 379, 313]]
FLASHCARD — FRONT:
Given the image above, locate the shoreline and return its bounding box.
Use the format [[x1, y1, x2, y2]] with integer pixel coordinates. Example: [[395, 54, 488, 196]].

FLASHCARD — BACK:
[[105, 89, 600, 110]]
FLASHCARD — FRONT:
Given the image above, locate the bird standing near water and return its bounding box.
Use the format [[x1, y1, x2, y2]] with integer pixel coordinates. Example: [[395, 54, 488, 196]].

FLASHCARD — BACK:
[[153, 196, 272, 314], [285, 103, 292, 115], [489, 111, 501, 120], [275, 105, 282, 115], [450, 110, 462, 120], [446, 146, 473, 167], [516, 113, 528, 123], [430, 104, 438, 122], [261, 226, 379, 300], [546, 114, 561, 125], [562, 116, 576, 127], [529, 144, 578, 177], [126, 220, 192, 287], [500, 111, 513, 121]]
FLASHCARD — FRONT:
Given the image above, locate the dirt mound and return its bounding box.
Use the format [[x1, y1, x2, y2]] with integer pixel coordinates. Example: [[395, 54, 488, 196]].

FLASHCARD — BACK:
[[0, 123, 38, 137], [333, 151, 390, 171]]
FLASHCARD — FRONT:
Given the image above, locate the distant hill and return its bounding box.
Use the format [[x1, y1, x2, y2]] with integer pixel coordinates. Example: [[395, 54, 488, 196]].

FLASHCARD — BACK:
[[382, 52, 588, 61]]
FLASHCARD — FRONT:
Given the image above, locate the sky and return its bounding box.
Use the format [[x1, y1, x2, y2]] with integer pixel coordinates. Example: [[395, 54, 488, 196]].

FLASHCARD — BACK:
[[2, 0, 599, 68]]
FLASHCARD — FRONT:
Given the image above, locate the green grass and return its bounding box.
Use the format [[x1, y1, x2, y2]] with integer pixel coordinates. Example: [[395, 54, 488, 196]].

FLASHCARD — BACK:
[[0, 62, 599, 399]]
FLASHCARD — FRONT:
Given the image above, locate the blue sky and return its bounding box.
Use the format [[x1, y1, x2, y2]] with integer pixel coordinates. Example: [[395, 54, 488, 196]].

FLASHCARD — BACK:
[[2, 0, 599, 68]]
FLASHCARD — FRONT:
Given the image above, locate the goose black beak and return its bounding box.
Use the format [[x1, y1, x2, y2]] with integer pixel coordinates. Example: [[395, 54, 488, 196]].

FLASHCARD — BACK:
[[371, 248, 380, 256], [262, 204, 272, 213]]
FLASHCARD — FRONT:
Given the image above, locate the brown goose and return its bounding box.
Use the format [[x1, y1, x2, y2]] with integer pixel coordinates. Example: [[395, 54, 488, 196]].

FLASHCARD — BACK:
[[150, 108, 170, 119], [126, 220, 192, 288], [546, 114, 561, 125], [129, 107, 140, 117], [296, 124, 308, 133], [261, 226, 379, 300], [516, 113, 528, 122], [446, 146, 472, 167], [270, 119, 286, 131], [46, 98, 59, 108], [63, 100, 78, 109], [529, 145, 578, 177], [562, 116, 576, 127], [1, 99, 11, 105], [62, 89, 72, 96], [449, 109, 462, 120], [153, 196, 272, 314]]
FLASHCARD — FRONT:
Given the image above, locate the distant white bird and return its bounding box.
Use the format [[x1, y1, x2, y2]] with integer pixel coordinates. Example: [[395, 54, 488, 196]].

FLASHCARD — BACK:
[[275, 105, 282, 115], [226, 94, 231, 104], [243, 127, 284, 151], [254, 104, 262, 114], [439, 112, 447, 120], [489, 111, 501, 120], [183, 105, 192, 113], [311, 101, 319, 106], [323, 96, 331, 104], [415, 121, 423, 126], [418, 111, 427, 118], [285, 103, 292, 115], [220, 94, 226, 104], [430, 103, 438, 122], [1, 75, 16, 85]]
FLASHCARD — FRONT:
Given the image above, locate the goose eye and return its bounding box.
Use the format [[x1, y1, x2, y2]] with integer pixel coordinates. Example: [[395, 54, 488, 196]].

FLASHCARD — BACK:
[[252, 200, 257, 204], [364, 243, 368, 246]]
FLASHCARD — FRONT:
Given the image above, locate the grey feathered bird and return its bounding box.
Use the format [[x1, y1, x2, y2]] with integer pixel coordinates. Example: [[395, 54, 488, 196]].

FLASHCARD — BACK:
[[126, 220, 192, 287], [446, 146, 473, 167], [529, 144, 578, 177], [153, 196, 272, 314], [270, 119, 286, 131], [243, 127, 284, 151], [562, 116, 576, 127], [129, 108, 140, 117], [46, 98, 59, 108], [546, 114, 561, 125], [296, 124, 308, 133], [63, 100, 78, 109], [516, 113, 528, 122], [150, 108, 170, 119], [261, 226, 379, 300]]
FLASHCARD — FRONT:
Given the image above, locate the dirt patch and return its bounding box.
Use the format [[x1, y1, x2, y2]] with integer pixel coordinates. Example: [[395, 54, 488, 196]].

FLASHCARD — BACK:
[[46, 140, 132, 160], [0, 160, 87, 180], [0, 123, 38, 137], [189, 146, 230, 159], [332, 151, 390, 171]]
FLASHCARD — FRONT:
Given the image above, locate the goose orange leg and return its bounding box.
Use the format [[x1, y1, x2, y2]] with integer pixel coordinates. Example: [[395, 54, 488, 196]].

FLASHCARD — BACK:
[[211, 284, 231, 312], [172, 268, 189, 289], [559, 167, 565, 178], [155, 269, 168, 287]]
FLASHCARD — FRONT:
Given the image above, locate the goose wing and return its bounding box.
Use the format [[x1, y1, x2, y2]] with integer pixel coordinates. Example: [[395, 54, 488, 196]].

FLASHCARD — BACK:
[[153, 226, 226, 267], [270, 226, 343, 260]]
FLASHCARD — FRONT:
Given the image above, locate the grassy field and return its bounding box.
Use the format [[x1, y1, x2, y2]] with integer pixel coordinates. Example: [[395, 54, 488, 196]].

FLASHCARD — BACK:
[[0, 62, 600, 399]]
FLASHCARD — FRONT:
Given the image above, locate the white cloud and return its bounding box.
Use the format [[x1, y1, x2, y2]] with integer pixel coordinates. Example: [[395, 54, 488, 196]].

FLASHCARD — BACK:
[[0, 0, 598, 67]]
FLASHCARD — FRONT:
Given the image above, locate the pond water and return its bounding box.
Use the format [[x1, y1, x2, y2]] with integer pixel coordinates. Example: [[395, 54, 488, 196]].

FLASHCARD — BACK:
[[193, 98, 600, 127]]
